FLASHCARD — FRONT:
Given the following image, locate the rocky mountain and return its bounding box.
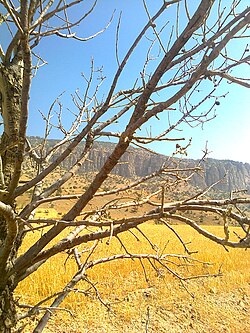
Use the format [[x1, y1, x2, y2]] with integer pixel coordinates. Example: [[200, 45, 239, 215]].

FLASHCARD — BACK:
[[28, 137, 250, 193]]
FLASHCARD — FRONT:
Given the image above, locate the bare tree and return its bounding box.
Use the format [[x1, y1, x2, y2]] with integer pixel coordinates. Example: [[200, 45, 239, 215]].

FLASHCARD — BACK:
[[0, 0, 250, 332]]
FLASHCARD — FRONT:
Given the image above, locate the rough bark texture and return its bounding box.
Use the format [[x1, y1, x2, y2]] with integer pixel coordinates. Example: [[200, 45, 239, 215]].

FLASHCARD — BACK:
[[0, 283, 16, 333], [0, 63, 22, 193], [0, 63, 22, 332]]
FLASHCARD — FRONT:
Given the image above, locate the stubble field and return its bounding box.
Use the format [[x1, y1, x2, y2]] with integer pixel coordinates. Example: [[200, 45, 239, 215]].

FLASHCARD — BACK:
[[16, 223, 250, 333]]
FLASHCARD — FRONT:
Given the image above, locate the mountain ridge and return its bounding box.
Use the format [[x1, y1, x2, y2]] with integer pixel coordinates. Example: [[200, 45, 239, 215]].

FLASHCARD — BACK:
[[27, 136, 250, 193]]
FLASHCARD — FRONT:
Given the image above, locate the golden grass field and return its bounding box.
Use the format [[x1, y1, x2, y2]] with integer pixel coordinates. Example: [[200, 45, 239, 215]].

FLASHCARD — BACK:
[[15, 223, 250, 333]]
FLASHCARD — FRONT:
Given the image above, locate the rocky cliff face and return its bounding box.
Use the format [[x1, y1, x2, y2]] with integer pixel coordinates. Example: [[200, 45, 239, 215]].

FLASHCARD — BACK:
[[190, 159, 250, 192], [30, 137, 250, 193]]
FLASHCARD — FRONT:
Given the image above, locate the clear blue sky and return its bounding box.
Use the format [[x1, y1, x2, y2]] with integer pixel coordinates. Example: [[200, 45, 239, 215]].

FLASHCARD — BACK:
[[2, 1, 249, 163]]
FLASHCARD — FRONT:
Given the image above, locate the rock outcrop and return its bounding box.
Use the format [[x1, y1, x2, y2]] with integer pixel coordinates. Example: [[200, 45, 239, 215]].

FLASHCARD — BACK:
[[29, 137, 250, 193]]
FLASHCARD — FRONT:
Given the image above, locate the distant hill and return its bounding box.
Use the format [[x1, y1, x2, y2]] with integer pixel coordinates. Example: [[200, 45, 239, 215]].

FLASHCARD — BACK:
[[27, 137, 250, 194]]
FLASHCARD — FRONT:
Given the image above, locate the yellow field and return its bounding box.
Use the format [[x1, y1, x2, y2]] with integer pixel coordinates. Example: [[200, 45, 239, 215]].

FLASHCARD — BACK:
[[16, 224, 250, 332]]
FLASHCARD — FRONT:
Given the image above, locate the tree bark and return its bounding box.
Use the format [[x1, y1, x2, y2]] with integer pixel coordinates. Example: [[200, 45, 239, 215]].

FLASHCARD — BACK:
[[0, 62, 22, 333], [0, 283, 16, 333], [0, 62, 22, 196]]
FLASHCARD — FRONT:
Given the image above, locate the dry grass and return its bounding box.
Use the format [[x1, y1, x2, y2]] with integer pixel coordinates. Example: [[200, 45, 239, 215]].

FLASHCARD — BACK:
[[15, 224, 250, 332]]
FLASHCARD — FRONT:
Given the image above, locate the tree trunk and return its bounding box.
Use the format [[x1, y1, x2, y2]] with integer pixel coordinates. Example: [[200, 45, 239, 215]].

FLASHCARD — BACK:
[[0, 62, 22, 195], [0, 282, 16, 333], [0, 62, 22, 333]]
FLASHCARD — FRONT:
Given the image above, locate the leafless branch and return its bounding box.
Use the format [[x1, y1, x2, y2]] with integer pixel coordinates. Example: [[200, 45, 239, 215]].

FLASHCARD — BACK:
[[1, 2, 250, 331]]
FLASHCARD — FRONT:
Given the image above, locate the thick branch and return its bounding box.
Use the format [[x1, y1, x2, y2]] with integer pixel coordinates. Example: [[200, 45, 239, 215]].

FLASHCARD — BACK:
[[166, 213, 250, 248], [0, 202, 18, 281], [7, 0, 32, 197]]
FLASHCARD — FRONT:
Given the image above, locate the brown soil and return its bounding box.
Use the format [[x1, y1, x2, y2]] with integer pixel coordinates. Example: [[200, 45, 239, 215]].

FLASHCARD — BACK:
[[42, 285, 250, 333]]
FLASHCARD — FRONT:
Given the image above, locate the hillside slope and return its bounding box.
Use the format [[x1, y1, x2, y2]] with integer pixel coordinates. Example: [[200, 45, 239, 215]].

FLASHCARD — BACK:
[[28, 137, 250, 193]]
